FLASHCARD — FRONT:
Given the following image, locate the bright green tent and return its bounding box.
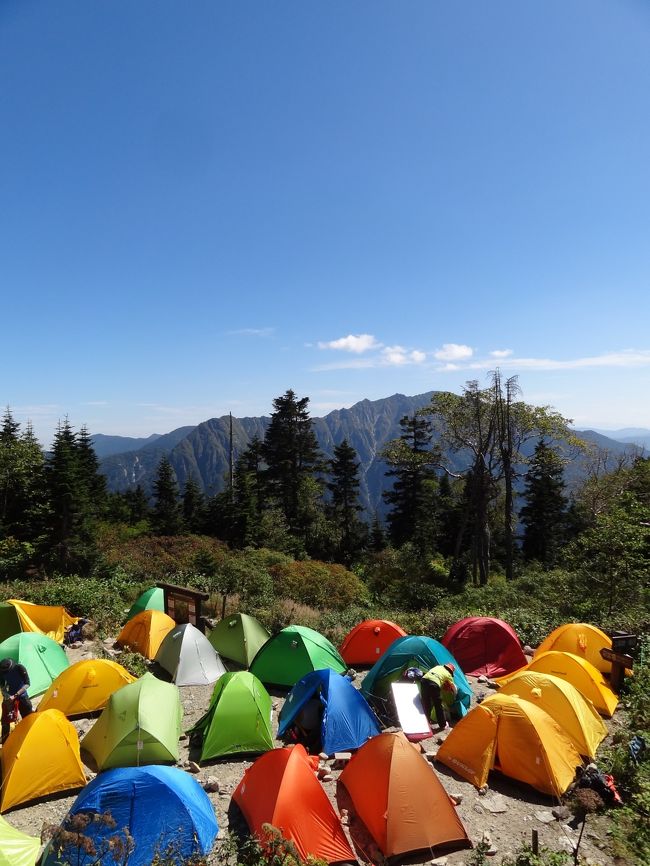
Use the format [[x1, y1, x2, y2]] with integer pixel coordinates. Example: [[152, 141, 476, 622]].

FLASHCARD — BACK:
[[0, 605, 21, 645], [208, 613, 270, 668], [81, 673, 183, 770], [125, 587, 165, 622], [0, 815, 40, 866], [189, 671, 274, 760], [0, 632, 69, 697], [249, 625, 347, 688]]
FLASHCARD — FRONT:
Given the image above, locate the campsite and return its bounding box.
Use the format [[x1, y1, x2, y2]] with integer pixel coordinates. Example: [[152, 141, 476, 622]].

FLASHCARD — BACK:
[[0, 594, 642, 866]]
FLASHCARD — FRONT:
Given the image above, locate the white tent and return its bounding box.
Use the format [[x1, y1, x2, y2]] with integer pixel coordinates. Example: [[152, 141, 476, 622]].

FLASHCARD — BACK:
[[155, 623, 227, 686]]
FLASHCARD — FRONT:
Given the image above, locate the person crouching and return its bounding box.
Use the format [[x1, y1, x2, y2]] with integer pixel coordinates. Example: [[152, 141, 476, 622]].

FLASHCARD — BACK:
[[0, 658, 33, 742]]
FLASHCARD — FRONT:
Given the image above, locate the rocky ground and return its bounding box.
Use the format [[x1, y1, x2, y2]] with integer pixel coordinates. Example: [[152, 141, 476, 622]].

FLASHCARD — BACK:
[[5, 639, 622, 866]]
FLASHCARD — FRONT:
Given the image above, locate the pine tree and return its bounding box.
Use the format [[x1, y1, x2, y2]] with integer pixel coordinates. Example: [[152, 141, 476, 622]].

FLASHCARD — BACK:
[[382, 414, 439, 554], [151, 456, 182, 535], [0, 415, 49, 545], [520, 440, 568, 567], [182, 474, 206, 533], [125, 485, 150, 523], [76, 426, 106, 518], [327, 439, 366, 563], [0, 407, 20, 444]]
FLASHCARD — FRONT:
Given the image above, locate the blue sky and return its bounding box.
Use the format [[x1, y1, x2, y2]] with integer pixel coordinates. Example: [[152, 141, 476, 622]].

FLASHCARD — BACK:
[[2, 1, 649, 446]]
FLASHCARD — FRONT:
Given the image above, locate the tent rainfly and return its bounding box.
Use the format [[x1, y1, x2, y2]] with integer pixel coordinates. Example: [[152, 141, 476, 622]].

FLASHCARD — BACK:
[[534, 623, 613, 674], [116, 609, 176, 659], [125, 587, 165, 622], [441, 616, 527, 678], [38, 659, 136, 717], [155, 622, 227, 686], [4, 600, 78, 643], [0, 814, 41, 866], [339, 619, 407, 666], [249, 625, 347, 688], [207, 613, 270, 668], [0, 632, 69, 697]]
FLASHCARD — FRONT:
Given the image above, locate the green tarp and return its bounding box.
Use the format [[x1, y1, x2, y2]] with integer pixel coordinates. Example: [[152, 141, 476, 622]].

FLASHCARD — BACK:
[[250, 625, 346, 688], [81, 673, 183, 770], [125, 587, 165, 622], [189, 671, 274, 760], [0, 632, 69, 697], [207, 613, 270, 668]]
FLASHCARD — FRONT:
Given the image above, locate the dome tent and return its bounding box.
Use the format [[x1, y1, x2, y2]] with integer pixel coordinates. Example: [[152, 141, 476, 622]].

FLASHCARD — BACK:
[[0, 815, 40, 866], [0, 632, 69, 697], [155, 622, 227, 686], [339, 619, 407, 666], [278, 668, 380, 756], [4, 600, 78, 643], [1, 709, 86, 812], [250, 625, 346, 688], [441, 616, 527, 678], [189, 671, 274, 761], [38, 658, 135, 717], [81, 672, 183, 770], [116, 609, 175, 659], [534, 623, 613, 674], [207, 612, 270, 668], [43, 766, 218, 866], [125, 586, 165, 622]]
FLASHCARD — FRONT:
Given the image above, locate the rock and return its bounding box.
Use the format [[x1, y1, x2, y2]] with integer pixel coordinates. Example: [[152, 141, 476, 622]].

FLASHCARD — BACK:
[[319, 752, 329, 761], [486, 680, 499, 689], [477, 675, 488, 684], [203, 777, 220, 793], [473, 804, 484, 815], [187, 760, 201, 774], [430, 857, 447, 865], [436, 736, 445, 745], [524, 645, 534, 655], [534, 811, 556, 824], [70, 641, 83, 649], [452, 794, 463, 805], [179, 733, 188, 741], [483, 794, 508, 814], [478, 786, 489, 795], [320, 773, 334, 782], [552, 805, 572, 821]]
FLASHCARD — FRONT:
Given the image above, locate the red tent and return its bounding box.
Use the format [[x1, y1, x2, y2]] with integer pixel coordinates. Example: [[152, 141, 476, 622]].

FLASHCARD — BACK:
[[441, 617, 526, 678], [339, 732, 471, 858], [339, 619, 407, 665], [233, 745, 354, 864]]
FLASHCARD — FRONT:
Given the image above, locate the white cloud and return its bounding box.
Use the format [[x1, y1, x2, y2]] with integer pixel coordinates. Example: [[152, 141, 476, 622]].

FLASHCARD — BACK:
[[461, 349, 650, 372], [381, 346, 427, 366], [489, 349, 513, 359], [434, 343, 474, 361], [318, 334, 382, 353], [227, 327, 275, 337]]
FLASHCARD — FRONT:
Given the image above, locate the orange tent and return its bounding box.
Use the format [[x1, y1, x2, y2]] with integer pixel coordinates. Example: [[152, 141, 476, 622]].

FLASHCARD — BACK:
[[116, 610, 175, 659], [233, 745, 354, 864], [534, 623, 612, 673], [339, 620, 407, 666], [339, 732, 470, 858], [496, 651, 618, 717], [436, 693, 583, 797]]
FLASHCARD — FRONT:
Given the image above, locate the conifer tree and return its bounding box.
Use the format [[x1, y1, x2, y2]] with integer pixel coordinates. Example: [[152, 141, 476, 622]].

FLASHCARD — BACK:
[[76, 425, 106, 517], [520, 440, 568, 567], [328, 439, 366, 563], [151, 456, 182, 535], [182, 474, 206, 533]]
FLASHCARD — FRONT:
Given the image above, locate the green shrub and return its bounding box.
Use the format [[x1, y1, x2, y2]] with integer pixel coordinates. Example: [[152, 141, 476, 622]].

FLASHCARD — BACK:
[[269, 560, 369, 610]]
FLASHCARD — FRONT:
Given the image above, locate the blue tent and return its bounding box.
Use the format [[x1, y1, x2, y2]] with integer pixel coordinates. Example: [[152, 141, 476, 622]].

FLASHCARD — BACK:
[[360, 635, 472, 717], [43, 766, 217, 866], [278, 668, 380, 755]]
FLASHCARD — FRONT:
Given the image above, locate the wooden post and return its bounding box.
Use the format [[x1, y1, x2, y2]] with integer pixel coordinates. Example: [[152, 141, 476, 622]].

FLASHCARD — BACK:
[[600, 648, 634, 693], [531, 829, 539, 854]]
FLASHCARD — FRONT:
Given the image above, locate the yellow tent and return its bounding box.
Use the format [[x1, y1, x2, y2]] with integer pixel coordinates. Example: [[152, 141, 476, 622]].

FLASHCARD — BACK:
[[435, 693, 582, 797], [116, 609, 175, 659], [498, 671, 607, 758], [0, 815, 40, 866], [496, 651, 618, 717], [534, 623, 612, 673], [0, 709, 86, 812], [7, 600, 78, 643], [38, 659, 136, 717]]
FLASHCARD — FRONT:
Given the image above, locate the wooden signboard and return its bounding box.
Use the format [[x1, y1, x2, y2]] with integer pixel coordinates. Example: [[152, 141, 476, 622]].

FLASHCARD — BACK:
[[601, 647, 634, 694], [157, 582, 209, 633]]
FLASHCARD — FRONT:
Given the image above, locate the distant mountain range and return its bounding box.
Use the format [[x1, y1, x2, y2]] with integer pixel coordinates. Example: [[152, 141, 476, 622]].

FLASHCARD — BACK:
[[591, 428, 650, 451], [97, 392, 642, 514]]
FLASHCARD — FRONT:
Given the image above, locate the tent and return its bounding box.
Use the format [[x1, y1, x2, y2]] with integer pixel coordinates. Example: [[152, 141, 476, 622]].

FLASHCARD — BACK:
[[278, 668, 380, 756], [0, 815, 40, 866], [155, 622, 227, 686], [233, 745, 354, 864], [125, 586, 165, 622], [0, 632, 69, 697], [4, 600, 78, 643], [339, 619, 407, 666], [81, 672, 183, 770], [250, 625, 347, 688], [534, 623, 613, 673], [498, 671, 607, 758], [0, 709, 86, 812], [38, 659, 136, 716], [496, 651, 619, 717], [441, 617, 527, 678], [207, 613, 270, 667], [42, 766, 218, 866], [116, 609, 176, 659], [189, 671, 274, 761], [339, 732, 471, 858], [360, 635, 472, 718], [435, 693, 583, 796]]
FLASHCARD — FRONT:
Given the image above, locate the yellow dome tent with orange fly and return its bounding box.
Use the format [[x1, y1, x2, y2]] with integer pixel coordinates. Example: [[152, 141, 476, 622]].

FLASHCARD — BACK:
[[435, 693, 583, 797], [5, 600, 78, 643], [38, 659, 136, 717], [116, 609, 175, 659], [534, 623, 613, 673], [0, 709, 86, 812]]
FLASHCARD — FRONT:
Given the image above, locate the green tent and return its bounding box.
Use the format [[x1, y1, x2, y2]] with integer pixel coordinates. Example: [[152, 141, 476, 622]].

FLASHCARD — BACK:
[[250, 625, 347, 688], [125, 586, 165, 622], [208, 613, 270, 668], [0, 605, 21, 645], [0, 815, 40, 866], [0, 632, 69, 697], [81, 673, 183, 770], [189, 671, 274, 760]]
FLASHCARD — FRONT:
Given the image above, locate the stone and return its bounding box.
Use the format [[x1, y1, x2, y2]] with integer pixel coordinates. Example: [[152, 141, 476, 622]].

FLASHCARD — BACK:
[[473, 804, 484, 815], [483, 794, 508, 814], [320, 773, 334, 782], [477, 675, 488, 684], [203, 777, 220, 793], [552, 805, 572, 821], [486, 680, 499, 689], [524, 645, 534, 655], [319, 752, 329, 761], [430, 857, 447, 865], [534, 811, 556, 824], [187, 760, 201, 774], [179, 733, 188, 741], [478, 786, 489, 795]]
